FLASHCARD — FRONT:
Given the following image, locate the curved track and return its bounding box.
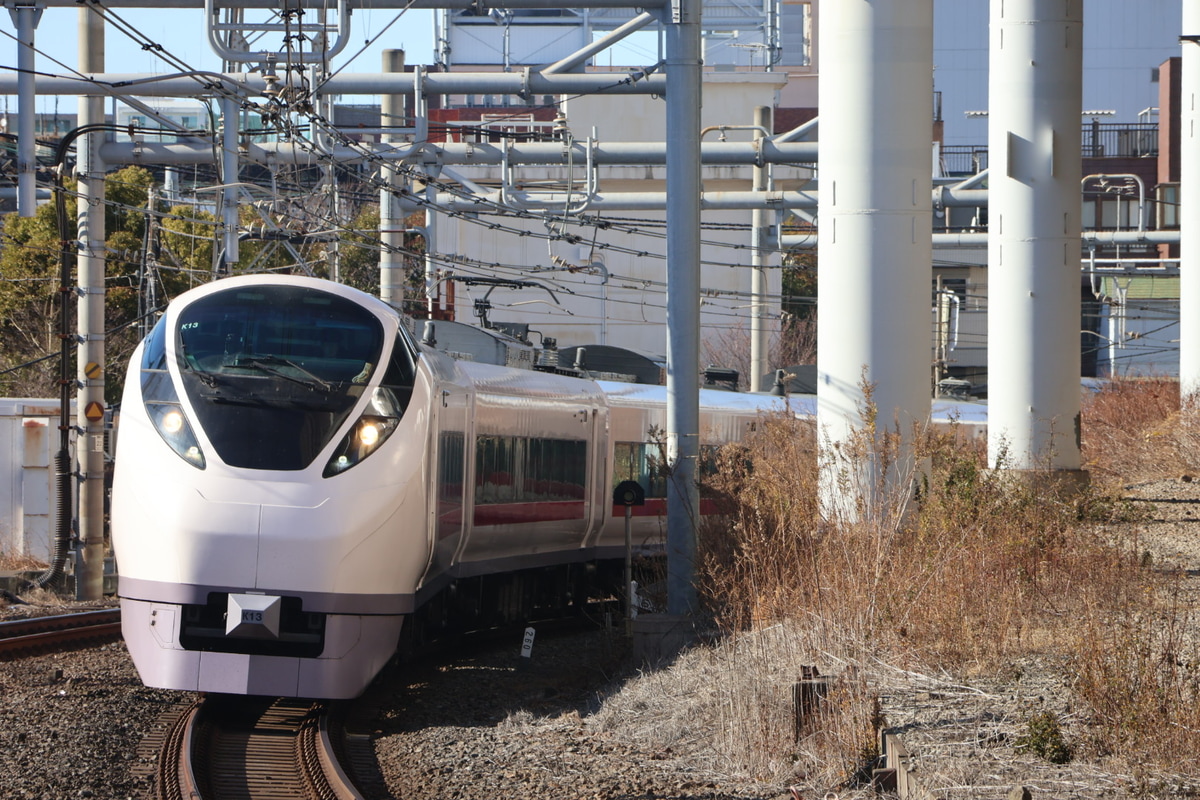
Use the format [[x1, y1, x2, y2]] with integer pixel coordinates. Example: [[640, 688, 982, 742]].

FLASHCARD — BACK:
[[155, 695, 368, 800], [0, 608, 122, 658]]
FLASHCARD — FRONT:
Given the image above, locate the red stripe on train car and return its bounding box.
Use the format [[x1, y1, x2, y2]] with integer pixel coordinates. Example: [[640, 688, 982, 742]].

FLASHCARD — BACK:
[[473, 500, 587, 526]]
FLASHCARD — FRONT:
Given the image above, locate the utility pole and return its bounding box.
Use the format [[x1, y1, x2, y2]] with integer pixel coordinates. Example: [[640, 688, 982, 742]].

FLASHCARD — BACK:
[[664, 0, 702, 617], [75, 5, 105, 600]]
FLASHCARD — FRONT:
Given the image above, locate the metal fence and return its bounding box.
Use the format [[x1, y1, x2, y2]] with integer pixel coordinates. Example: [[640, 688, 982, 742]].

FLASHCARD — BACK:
[[1082, 123, 1158, 158], [939, 123, 1158, 177]]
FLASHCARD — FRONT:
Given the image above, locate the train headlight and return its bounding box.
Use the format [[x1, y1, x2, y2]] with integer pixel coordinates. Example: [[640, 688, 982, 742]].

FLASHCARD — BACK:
[[323, 416, 399, 477], [138, 317, 206, 469], [323, 387, 402, 477], [147, 402, 207, 469], [359, 422, 381, 447], [161, 410, 184, 435]]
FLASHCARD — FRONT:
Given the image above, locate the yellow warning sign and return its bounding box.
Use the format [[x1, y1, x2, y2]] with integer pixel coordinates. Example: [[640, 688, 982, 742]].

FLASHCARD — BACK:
[[84, 361, 102, 380], [84, 401, 104, 421]]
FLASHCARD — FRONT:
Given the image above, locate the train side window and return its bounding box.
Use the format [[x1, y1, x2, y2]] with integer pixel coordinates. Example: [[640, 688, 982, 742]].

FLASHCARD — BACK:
[[439, 431, 465, 502], [476, 435, 517, 504], [613, 442, 667, 499], [525, 438, 586, 501], [477, 435, 587, 504]]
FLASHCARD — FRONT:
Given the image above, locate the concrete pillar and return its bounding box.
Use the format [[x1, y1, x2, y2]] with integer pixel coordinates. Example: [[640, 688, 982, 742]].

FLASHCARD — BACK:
[[987, 0, 1083, 471], [1182, 5, 1200, 401], [816, 0, 933, 518], [380, 48, 407, 310], [664, 0, 702, 616], [76, 6, 105, 600]]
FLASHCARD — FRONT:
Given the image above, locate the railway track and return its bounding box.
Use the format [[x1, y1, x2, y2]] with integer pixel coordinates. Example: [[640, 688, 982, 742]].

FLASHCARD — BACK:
[[154, 695, 372, 800], [0, 608, 122, 658]]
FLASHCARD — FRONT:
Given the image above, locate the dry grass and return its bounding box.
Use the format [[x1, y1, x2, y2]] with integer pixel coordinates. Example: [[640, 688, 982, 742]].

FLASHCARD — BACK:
[[0, 551, 46, 571], [1081, 377, 1198, 483], [679, 379, 1200, 789]]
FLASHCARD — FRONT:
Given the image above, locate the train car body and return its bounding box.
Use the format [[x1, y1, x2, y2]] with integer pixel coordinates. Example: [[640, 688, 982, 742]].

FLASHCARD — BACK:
[[111, 275, 795, 699]]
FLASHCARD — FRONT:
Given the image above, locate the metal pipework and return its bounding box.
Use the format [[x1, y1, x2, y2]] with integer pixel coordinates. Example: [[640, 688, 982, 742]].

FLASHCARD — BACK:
[[1082, 172, 1146, 232], [21, 0, 667, 8], [0, 70, 668, 97], [205, 0, 351, 64], [99, 139, 818, 166], [542, 11, 657, 74]]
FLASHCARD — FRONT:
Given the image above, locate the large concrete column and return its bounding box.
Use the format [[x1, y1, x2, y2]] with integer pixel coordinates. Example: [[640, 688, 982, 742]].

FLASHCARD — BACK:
[[664, 0, 702, 616], [1182, 5, 1200, 401], [816, 0, 933, 518], [380, 48, 407, 310], [76, 6, 106, 600], [987, 0, 1083, 471]]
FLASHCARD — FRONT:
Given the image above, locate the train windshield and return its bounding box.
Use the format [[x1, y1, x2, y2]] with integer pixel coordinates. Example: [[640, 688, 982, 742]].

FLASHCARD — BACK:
[[174, 285, 394, 470]]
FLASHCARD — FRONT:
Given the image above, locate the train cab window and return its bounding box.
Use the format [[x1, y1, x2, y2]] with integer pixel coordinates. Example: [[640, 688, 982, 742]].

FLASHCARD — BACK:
[[174, 284, 396, 471], [376, 332, 417, 413]]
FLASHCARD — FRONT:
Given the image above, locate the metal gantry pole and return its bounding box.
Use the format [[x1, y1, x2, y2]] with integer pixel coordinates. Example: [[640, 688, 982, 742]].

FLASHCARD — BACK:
[[1181, 5, 1200, 402], [987, 0, 1084, 471], [9, 3, 42, 217], [750, 105, 771, 392], [75, 5, 106, 600], [664, 0, 702, 617], [380, 48, 407, 310], [219, 96, 240, 273]]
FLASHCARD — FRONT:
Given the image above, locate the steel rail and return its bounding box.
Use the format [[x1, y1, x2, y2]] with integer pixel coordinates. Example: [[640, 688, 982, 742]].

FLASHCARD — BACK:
[[0, 608, 122, 658], [158, 696, 367, 800]]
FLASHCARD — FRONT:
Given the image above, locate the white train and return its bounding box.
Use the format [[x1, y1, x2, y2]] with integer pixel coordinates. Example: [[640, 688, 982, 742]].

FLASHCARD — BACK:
[[111, 275, 811, 699]]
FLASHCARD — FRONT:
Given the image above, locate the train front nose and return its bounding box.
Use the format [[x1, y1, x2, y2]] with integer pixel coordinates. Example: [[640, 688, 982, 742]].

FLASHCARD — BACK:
[[119, 478, 409, 698]]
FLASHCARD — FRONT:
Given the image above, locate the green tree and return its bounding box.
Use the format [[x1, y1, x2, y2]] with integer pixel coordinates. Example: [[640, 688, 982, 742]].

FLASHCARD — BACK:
[[336, 204, 428, 314], [0, 195, 64, 395], [0, 165, 158, 400]]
